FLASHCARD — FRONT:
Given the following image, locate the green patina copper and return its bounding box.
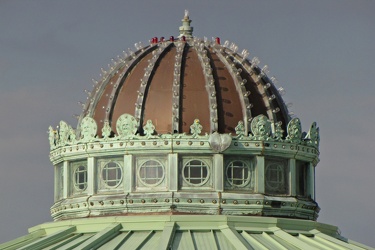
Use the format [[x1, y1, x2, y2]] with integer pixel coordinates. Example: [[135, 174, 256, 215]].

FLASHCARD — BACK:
[[48, 111, 321, 222], [0, 215, 371, 250], [44, 12, 323, 223], [2, 11, 372, 250]]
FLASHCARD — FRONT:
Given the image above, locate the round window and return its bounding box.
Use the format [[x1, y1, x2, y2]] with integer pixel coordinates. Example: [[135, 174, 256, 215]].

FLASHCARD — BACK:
[[101, 161, 122, 187], [265, 163, 284, 191], [74, 165, 87, 191], [138, 160, 165, 186], [183, 160, 209, 186], [226, 161, 251, 187]]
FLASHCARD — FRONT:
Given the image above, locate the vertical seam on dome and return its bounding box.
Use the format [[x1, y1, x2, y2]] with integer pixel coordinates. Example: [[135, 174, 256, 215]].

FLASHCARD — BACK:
[[79, 45, 155, 131], [193, 40, 218, 132], [257, 73, 277, 129], [172, 42, 185, 133], [105, 46, 158, 125], [213, 45, 251, 135], [237, 55, 292, 133], [134, 42, 173, 130], [242, 60, 278, 132]]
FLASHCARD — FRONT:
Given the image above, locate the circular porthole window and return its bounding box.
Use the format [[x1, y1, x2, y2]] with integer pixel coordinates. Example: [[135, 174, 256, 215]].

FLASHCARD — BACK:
[[265, 163, 285, 191], [182, 160, 210, 186], [138, 160, 165, 186], [73, 165, 87, 191], [101, 161, 122, 188], [226, 161, 251, 187]]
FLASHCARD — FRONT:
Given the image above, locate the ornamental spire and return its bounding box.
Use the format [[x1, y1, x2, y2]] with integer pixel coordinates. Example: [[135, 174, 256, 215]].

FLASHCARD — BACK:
[[179, 9, 193, 38]]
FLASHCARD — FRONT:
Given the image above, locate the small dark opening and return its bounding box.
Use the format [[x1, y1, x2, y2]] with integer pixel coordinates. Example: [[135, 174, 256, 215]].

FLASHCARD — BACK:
[[271, 201, 281, 208]]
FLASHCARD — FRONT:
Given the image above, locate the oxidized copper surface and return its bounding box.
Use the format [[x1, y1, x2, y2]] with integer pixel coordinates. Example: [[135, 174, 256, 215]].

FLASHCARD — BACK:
[[111, 52, 154, 133], [142, 46, 175, 134], [93, 68, 123, 136], [181, 46, 210, 134], [209, 49, 243, 133], [88, 42, 289, 136]]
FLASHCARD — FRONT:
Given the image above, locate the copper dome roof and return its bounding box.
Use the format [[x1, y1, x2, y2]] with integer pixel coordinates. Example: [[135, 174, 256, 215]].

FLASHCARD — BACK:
[[79, 14, 289, 138], [48, 11, 320, 223]]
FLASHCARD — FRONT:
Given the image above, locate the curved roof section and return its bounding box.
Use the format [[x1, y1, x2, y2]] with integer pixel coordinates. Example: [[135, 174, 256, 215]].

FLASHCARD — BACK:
[[48, 11, 321, 223], [1, 215, 371, 250], [79, 15, 290, 137]]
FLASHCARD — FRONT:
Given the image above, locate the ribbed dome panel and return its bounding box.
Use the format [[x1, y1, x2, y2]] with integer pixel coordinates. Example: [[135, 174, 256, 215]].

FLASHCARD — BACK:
[[142, 46, 176, 134], [111, 51, 154, 133], [79, 38, 290, 137], [208, 49, 244, 133]]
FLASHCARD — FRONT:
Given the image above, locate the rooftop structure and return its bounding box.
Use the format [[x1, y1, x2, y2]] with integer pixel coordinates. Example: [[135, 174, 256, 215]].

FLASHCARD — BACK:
[[1, 11, 372, 250]]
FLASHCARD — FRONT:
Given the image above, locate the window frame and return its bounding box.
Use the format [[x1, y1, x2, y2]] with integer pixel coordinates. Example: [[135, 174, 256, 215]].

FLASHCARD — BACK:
[[225, 159, 254, 189], [264, 159, 289, 195], [71, 161, 88, 194], [97, 157, 124, 192], [137, 159, 166, 187], [180, 157, 213, 189]]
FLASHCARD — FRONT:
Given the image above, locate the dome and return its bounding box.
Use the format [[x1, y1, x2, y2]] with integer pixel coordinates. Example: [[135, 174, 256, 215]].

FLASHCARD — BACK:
[[3, 11, 373, 250], [47, 12, 320, 222], [78, 12, 289, 137]]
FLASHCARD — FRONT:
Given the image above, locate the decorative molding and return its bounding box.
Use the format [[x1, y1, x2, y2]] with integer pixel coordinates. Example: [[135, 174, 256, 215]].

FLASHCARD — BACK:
[[193, 41, 219, 132]]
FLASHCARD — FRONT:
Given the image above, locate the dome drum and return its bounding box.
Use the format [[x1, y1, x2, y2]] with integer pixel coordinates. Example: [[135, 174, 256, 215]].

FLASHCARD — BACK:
[[49, 114, 320, 221]]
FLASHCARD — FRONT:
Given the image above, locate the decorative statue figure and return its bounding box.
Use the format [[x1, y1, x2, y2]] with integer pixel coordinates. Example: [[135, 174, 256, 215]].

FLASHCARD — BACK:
[[102, 120, 112, 140], [286, 118, 302, 143], [305, 122, 320, 148], [58, 121, 70, 146], [190, 119, 202, 138], [235, 120, 245, 138], [80, 116, 97, 142], [69, 126, 76, 144], [251, 115, 271, 140], [143, 120, 155, 138], [273, 122, 284, 141], [116, 113, 138, 138], [48, 126, 56, 149]]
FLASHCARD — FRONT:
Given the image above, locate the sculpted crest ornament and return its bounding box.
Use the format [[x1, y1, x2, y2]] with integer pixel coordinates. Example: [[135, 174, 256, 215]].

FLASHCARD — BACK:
[[48, 126, 56, 149], [286, 118, 302, 143], [143, 120, 155, 138], [116, 114, 138, 138], [80, 116, 97, 142], [235, 120, 245, 138], [58, 121, 70, 146], [251, 115, 271, 140], [273, 122, 284, 141], [305, 122, 320, 147], [101, 120, 112, 139], [69, 126, 76, 144], [190, 119, 202, 138]]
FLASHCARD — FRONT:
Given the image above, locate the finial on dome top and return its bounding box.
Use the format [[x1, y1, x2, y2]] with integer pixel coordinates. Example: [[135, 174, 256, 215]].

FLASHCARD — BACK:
[[179, 9, 193, 38]]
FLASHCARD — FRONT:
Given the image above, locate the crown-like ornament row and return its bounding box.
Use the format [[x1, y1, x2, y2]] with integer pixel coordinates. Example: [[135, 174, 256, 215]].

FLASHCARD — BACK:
[[48, 114, 319, 151]]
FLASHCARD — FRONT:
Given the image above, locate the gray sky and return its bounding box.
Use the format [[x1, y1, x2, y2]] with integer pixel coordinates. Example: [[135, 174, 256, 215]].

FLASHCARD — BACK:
[[0, 0, 374, 246]]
